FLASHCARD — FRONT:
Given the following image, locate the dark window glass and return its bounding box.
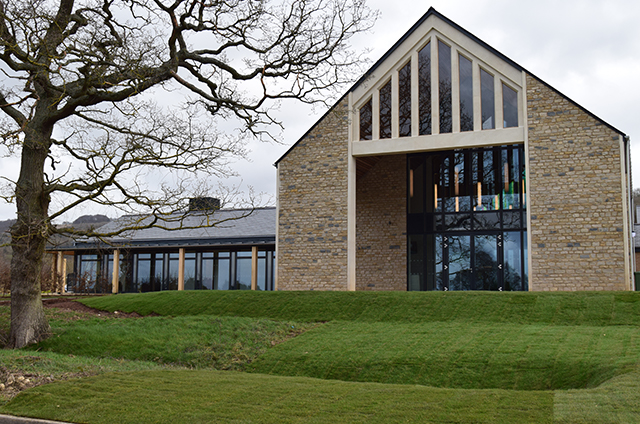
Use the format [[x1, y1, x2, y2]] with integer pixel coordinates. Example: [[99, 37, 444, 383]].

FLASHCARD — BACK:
[[438, 41, 452, 133], [398, 62, 412, 137], [257, 250, 269, 291], [473, 212, 500, 230], [502, 147, 520, 209], [474, 149, 499, 211], [379, 81, 392, 139], [167, 255, 179, 290], [184, 253, 196, 290], [475, 234, 499, 290], [481, 69, 494, 129], [426, 155, 440, 213], [408, 235, 424, 291], [236, 256, 252, 290], [359, 99, 372, 140], [448, 235, 471, 290], [444, 152, 470, 212], [503, 232, 523, 291], [202, 257, 214, 290], [136, 255, 152, 292], [419, 43, 431, 135], [407, 146, 527, 293], [445, 214, 471, 231], [503, 83, 518, 128], [435, 235, 444, 290], [502, 211, 522, 229], [459, 54, 473, 131], [214, 253, 230, 290], [409, 156, 424, 214]]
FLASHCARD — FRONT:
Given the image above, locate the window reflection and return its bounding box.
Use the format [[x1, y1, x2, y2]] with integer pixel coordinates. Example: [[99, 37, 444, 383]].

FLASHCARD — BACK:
[[359, 99, 372, 140], [438, 40, 452, 133], [459, 54, 473, 132], [419, 43, 431, 135], [379, 81, 392, 139], [480, 69, 494, 130], [398, 62, 412, 137], [503, 83, 518, 128]]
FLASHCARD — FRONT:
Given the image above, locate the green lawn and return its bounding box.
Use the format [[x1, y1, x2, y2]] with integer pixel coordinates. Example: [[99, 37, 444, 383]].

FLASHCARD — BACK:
[[0, 290, 640, 423]]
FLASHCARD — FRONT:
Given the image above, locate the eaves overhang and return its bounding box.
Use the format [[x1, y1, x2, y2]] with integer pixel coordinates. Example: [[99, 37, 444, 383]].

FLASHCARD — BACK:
[[47, 235, 276, 252]]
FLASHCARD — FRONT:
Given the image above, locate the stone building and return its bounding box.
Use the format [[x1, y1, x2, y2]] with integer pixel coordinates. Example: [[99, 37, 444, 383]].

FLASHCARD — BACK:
[[275, 8, 633, 292]]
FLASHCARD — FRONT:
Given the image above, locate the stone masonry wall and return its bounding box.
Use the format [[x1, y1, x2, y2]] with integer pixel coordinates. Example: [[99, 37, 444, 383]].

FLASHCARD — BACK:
[[356, 155, 407, 290], [527, 74, 630, 291], [276, 99, 350, 290]]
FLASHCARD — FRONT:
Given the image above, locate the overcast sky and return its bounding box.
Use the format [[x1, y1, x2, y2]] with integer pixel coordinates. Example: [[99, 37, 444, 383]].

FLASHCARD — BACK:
[[0, 0, 638, 221]]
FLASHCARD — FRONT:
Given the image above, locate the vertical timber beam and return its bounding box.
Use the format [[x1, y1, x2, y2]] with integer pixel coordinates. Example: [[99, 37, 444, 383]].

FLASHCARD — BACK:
[[178, 248, 185, 291], [55, 251, 63, 293], [112, 249, 120, 294]]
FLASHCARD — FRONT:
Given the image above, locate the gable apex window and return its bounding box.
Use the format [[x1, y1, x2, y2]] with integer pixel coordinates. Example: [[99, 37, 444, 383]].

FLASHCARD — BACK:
[[380, 80, 392, 138], [356, 32, 522, 141], [459, 54, 473, 132], [502, 83, 518, 128], [359, 98, 372, 140], [418, 42, 432, 135], [398, 61, 412, 137], [438, 40, 452, 134], [480, 68, 495, 130]]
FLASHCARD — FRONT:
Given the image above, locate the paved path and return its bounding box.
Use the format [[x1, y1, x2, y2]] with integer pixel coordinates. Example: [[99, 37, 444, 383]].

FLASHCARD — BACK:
[[0, 415, 74, 424]]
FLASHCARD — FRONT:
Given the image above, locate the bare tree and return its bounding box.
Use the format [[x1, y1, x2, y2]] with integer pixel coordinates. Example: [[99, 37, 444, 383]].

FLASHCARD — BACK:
[[0, 0, 375, 348]]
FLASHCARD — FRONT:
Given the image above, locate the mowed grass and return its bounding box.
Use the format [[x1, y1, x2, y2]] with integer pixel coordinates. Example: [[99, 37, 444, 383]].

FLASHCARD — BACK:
[[248, 321, 640, 390], [0, 290, 639, 423], [1, 370, 555, 424]]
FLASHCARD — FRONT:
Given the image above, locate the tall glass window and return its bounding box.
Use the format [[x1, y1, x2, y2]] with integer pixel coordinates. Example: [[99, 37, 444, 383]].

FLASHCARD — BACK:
[[236, 251, 252, 290], [481, 69, 495, 130], [459, 54, 473, 131], [398, 61, 412, 137], [407, 145, 527, 292], [438, 40, 452, 133], [418, 43, 431, 135], [359, 99, 372, 140], [379, 81, 392, 139], [503, 83, 518, 128]]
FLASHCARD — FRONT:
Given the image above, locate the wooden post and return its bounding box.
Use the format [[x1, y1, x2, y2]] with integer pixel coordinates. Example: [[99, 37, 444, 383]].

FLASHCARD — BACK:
[[178, 248, 185, 291], [251, 246, 258, 290], [112, 249, 120, 294], [56, 252, 64, 293]]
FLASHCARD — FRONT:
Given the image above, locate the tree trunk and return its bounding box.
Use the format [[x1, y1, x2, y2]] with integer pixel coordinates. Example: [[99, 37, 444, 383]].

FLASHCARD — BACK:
[[8, 125, 52, 348]]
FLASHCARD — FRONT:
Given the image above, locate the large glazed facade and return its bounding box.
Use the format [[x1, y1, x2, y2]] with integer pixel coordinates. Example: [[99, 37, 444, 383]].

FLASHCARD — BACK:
[[275, 8, 633, 292]]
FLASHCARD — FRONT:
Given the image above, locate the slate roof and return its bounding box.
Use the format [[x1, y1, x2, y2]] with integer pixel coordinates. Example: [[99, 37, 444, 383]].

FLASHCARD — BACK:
[[56, 207, 276, 250]]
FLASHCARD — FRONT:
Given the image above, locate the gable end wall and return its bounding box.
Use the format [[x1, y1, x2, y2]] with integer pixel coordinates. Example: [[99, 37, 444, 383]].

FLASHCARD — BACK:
[[526, 74, 630, 291], [276, 99, 350, 290]]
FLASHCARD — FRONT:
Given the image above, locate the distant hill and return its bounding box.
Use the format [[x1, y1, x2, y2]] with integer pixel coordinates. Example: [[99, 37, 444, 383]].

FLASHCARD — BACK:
[[72, 214, 110, 225]]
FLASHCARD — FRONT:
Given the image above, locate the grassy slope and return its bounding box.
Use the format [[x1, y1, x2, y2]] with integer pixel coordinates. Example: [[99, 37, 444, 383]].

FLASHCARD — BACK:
[[2, 291, 640, 423], [79, 290, 640, 326]]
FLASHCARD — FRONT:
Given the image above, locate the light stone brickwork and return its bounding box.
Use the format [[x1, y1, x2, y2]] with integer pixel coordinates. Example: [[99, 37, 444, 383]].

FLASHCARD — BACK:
[[526, 74, 630, 291], [356, 155, 407, 291], [276, 99, 350, 290]]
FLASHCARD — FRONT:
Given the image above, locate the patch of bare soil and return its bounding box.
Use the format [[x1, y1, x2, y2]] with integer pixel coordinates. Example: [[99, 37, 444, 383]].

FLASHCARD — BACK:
[[41, 297, 144, 319], [0, 364, 93, 401]]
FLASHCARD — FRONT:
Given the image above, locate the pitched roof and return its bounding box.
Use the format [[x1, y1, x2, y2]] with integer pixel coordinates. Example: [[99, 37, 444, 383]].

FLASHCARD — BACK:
[[56, 207, 276, 250], [274, 7, 626, 166]]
